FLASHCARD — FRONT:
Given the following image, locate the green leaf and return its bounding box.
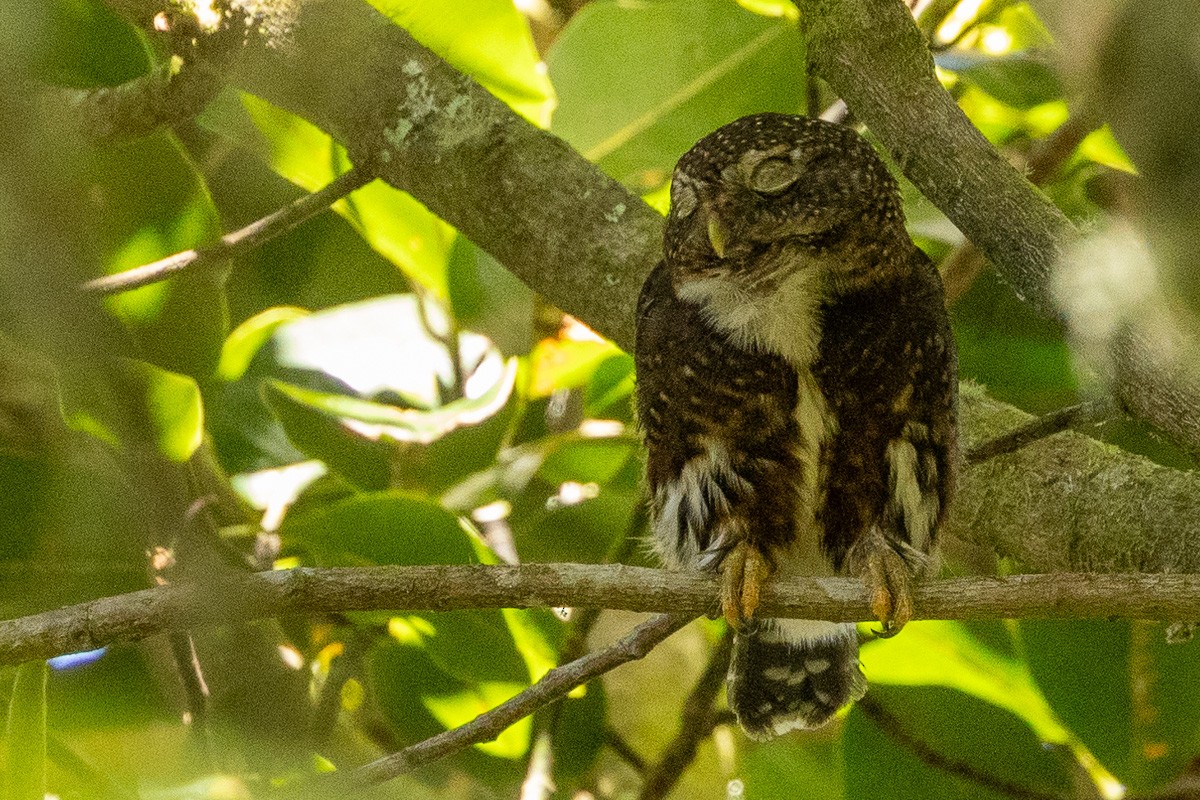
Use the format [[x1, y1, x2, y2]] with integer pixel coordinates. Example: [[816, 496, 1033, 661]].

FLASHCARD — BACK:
[[950, 269, 1078, 413], [863, 621, 1121, 794], [423, 681, 531, 759], [844, 686, 1074, 800], [549, 0, 806, 190], [1020, 620, 1200, 791], [60, 360, 204, 463], [4, 662, 48, 800], [583, 353, 636, 419], [263, 357, 517, 491], [282, 491, 473, 566], [1079, 124, 1138, 174], [862, 621, 1070, 745], [200, 92, 454, 297], [261, 381, 394, 491], [529, 338, 623, 398], [538, 435, 639, 486], [140, 364, 205, 463], [936, 51, 1064, 109], [739, 734, 845, 800], [366, 0, 555, 127], [369, 640, 525, 783], [512, 489, 637, 563], [447, 238, 536, 357], [218, 306, 309, 382], [89, 134, 228, 378], [549, 680, 608, 783], [39, 0, 148, 87]]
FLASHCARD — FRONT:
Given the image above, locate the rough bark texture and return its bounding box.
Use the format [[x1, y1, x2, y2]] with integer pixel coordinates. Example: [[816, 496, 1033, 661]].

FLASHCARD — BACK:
[[954, 383, 1200, 573]]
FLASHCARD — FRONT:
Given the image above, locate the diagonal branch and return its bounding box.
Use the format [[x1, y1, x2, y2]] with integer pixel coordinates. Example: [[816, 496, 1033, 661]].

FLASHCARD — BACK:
[[857, 695, 1066, 800], [81, 168, 373, 295], [297, 612, 696, 794], [6, 565, 1200, 667]]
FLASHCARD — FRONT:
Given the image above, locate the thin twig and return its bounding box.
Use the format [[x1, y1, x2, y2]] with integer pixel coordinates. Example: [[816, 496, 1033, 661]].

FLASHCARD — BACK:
[[80, 168, 373, 296], [858, 695, 1068, 800], [298, 612, 696, 793], [604, 727, 648, 773], [168, 631, 209, 731], [638, 632, 733, 800], [967, 399, 1117, 465], [8, 566, 1200, 667]]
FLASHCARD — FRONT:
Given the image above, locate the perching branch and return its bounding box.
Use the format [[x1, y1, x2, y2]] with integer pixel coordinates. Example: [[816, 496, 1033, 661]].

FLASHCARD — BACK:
[[306, 612, 696, 793], [81, 168, 372, 295], [7, 565, 1200, 667]]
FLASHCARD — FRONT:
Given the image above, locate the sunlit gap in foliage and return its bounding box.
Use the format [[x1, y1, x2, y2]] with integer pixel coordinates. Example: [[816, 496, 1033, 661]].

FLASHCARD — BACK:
[[979, 26, 1013, 55], [561, 316, 606, 343], [546, 481, 599, 510], [278, 644, 305, 670], [935, 0, 986, 44], [190, 0, 222, 31], [472, 499, 512, 524], [579, 419, 625, 438], [232, 461, 327, 533], [48, 648, 107, 670]]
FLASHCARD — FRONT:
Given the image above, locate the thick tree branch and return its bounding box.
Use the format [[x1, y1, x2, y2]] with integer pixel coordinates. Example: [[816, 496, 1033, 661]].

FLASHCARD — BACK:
[[953, 384, 1200, 573], [105, 0, 663, 350], [6, 565, 1200, 667], [66, 60, 225, 144], [800, 0, 1073, 315]]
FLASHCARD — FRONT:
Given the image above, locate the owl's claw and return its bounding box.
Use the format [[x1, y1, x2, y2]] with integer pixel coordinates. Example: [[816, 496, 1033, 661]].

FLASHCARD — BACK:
[[721, 542, 771, 630], [865, 546, 913, 638]]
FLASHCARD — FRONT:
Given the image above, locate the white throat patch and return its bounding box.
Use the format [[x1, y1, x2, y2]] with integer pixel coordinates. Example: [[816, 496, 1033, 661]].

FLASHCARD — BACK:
[[675, 256, 828, 369]]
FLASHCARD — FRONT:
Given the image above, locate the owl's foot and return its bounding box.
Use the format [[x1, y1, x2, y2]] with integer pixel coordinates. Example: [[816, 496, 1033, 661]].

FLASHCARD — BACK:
[[863, 546, 913, 638], [721, 541, 771, 630]]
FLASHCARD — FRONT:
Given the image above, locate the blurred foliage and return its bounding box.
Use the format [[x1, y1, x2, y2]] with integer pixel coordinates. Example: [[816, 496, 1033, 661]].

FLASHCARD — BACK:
[[2, 0, 1199, 799]]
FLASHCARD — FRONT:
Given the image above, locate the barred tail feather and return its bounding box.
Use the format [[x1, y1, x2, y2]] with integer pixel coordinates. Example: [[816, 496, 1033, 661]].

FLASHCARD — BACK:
[[727, 619, 864, 739]]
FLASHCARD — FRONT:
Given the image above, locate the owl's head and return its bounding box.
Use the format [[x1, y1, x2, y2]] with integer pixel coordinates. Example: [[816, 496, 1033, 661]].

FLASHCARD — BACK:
[[664, 113, 905, 288]]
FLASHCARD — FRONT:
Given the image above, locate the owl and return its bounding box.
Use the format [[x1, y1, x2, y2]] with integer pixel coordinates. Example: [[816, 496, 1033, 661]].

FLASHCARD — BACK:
[[634, 113, 958, 739]]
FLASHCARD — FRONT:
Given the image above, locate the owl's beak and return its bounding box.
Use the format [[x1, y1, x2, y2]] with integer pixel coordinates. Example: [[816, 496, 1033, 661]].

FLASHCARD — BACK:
[[706, 213, 729, 259]]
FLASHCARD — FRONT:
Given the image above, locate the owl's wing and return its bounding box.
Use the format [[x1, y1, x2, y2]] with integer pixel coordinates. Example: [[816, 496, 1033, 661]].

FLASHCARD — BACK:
[[815, 257, 957, 570]]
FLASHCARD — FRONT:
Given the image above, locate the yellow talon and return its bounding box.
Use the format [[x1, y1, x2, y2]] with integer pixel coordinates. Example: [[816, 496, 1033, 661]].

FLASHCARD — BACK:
[[721, 542, 770, 630], [865, 546, 913, 638]]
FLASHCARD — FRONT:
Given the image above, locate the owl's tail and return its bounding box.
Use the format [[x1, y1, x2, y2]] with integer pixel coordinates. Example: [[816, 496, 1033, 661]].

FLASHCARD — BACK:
[[727, 619, 865, 739]]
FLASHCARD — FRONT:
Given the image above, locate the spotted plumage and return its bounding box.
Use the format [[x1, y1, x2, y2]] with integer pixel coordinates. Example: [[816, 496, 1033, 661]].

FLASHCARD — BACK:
[[635, 113, 958, 738]]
